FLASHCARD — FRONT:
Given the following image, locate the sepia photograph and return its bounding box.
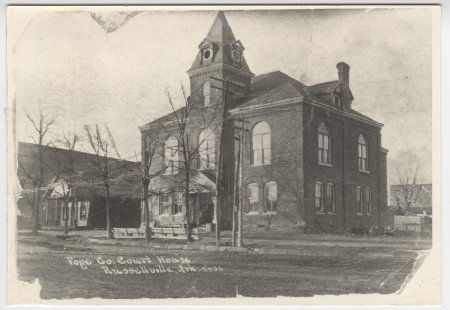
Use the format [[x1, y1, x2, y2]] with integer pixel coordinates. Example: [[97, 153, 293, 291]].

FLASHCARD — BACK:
[[6, 4, 441, 305]]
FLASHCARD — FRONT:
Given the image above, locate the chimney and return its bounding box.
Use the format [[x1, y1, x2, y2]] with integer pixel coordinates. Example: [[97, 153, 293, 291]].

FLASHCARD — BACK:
[[336, 62, 350, 85], [336, 62, 352, 110]]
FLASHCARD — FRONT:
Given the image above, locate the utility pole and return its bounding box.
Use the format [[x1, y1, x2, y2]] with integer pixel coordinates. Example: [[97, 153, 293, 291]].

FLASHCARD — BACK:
[[210, 76, 245, 248], [233, 118, 248, 248]]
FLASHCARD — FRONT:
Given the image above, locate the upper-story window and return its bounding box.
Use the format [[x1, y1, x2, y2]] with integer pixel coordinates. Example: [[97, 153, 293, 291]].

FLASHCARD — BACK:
[[251, 122, 271, 165], [202, 82, 211, 106], [232, 50, 241, 62], [164, 136, 178, 175], [198, 128, 215, 169], [318, 122, 331, 165], [358, 134, 369, 172], [333, 94, 341, 108]]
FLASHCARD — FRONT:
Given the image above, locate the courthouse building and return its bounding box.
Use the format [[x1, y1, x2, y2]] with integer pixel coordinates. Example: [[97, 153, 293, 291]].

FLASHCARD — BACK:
[[139, 11, 388, 232]]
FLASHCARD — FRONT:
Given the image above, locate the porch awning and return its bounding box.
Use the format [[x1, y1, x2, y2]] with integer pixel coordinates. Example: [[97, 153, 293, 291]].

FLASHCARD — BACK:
[[189, 171, 216, 194]]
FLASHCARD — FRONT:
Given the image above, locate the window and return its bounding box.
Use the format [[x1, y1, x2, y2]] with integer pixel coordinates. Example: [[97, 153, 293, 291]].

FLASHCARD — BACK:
[[251, 122, 271, 165], [326, 183, 336, 213], [333, 94, 341, 108], [198, 129, 215, 169], [232, 50, 241, 62], [264, 182, 277, 212], [315, 182, 324, 212], [318, 122, 331, 165], [247, 183, 259, 212], [358, 134, 368, 171], [159, 191, 170, 214], [365, 188, 372, 214], [172, 192, 183, 214], [202, 82, 211, 106], [356, 186, 363, 214], [80, 201, 87, 220], [164, 136, 178, 174]]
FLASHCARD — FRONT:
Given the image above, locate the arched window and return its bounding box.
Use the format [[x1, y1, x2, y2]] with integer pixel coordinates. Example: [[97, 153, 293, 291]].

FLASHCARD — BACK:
[[264, 182, 277, 212], [358, 134, 368, 171], [202, 82, 211, 106], [164, 136, 178, 175], [318, 122, 331, 165], [247, 183, 259, 212], [251, 122, 271, 165], [198, 129, 215, 169]]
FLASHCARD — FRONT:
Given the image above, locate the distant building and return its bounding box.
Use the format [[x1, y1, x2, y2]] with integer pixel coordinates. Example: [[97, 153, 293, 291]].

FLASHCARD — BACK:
[[139, 12, 388, 232], [17, 142, 141, 230]]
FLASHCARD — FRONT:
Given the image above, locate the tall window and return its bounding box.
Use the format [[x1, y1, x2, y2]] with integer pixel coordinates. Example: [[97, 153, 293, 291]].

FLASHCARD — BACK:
[[264, 182, 277, 212], [333, 94, 341, 108], [202, 82, 211, 106], [164, 136, 178, 174], [247, 183, 259, 212], [356, 186, 363, 214], [315, 182, 323, 212], [79, 202, 87, 220], [326, 183, 336, 213], [365, 188, 372, 214], [172, 192, 183, 215], [318, 122, 331, 165], [198, 129, 215, 169], [160, 190, 170, 214], [251, 122, 271, 165], [358, 134, 368, 171]]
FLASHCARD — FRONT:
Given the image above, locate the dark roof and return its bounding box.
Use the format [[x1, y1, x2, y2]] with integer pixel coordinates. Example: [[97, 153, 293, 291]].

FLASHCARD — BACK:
[[234, 71, 313, 110], [309, 80, 340, 96], [346, 109, 381, 125], [17, 142, 140, 198]]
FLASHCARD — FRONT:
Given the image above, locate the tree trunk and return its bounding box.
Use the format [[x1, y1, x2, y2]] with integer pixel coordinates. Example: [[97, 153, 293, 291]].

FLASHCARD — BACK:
[[142, 179, 151, 242], [64, 199, 69, 235], [184, 169, 193, 243], [31, 189, 39, 234], [105, 181, 113, 239]]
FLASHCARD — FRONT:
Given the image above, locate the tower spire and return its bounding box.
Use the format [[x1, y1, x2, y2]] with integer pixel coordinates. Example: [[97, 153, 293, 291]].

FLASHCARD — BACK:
[[188, 11, 253, 75]]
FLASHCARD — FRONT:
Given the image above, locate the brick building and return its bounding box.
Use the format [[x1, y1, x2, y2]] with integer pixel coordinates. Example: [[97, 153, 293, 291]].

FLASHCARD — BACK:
[[139, 11, 388, 232]]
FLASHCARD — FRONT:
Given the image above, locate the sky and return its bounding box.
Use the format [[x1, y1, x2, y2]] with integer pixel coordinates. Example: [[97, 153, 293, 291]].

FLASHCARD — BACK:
[[8, 6, 434, 184]]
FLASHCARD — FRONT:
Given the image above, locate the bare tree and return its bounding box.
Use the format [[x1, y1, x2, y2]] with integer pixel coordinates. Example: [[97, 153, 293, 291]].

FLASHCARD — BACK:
[[164, 85, 221, 243], [18, 109, 57, 234], [84, 124, 121, 239], [395, 152, 424, 211], [140, 131, 165, 241]]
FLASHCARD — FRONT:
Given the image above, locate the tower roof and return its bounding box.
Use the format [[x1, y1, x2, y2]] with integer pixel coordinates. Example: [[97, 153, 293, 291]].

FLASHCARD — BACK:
[[188, 11, 253, 75]]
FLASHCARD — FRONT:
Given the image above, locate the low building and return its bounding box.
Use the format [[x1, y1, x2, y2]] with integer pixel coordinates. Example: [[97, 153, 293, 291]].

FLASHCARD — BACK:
[[17, 141, 141, 230]]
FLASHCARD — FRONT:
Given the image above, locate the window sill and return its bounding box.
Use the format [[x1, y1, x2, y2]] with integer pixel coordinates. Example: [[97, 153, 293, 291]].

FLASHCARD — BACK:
[[315, 212, 336, 215], [245, 211, 260, 216], [263, 211, 278, 215], [356, 212, 363, 216], [366, 213, 372, 216], [318, 163, 332, 167], [250, 163, 272, 167], [359, 169, 371, 174]]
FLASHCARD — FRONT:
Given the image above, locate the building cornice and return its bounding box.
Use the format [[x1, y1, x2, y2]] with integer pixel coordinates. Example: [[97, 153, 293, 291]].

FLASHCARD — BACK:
[[187, 63, 254, 78], [230, 96, 383, 128]]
